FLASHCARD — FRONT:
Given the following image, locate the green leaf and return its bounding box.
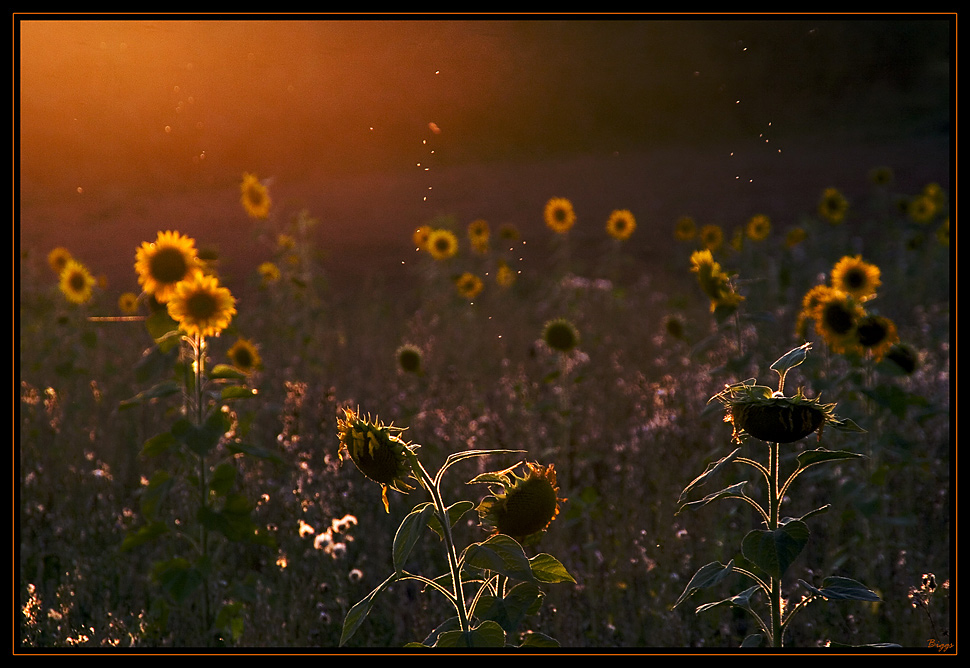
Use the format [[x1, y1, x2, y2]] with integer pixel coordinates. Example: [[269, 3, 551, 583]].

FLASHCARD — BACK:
[[120, 521, 169, 552], [214, 601, 246, 642], [227, 441, 284, 465], [741, 520, 810, 579], [145, 310, 182, 353], [435, 620, 506, 648], [474, 582, 544, 633], [140, 431, 179, 458], [694, 585, 762, 616], [799, 576, 881, 602], [676, 481, 752, 515], [796, 448, 865, 471], [221, 386, 257, 400], [119, 380, 181, 410], [153, 558, 203, 603], [426, 500, 476, 540], [393, 503, 436, 575], [770, 342, 813, 383], [198, 494, 258, 542], [140, 470, 175, 520], [673, 560, 735, 609], [741, 634, 764, 647], [677, 448, 742, 505], [209, 364, 247, 380], [463, 534, 536, 583], [517, 631, 560, 647], [339, 573, 398, 646], [529, 552, 576, 584], [172, 412, 228, 457], [209, 462, 237, 496]]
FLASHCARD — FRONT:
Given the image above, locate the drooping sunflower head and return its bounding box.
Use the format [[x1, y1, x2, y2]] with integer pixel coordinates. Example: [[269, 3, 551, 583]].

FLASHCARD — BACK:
[[475, 462, 563, 545], [455, 272, 484, 299], [166, 272, 236, 339], [745, 214, 771, 242], [47, 247, 73, 275], [241, 172, 271, 219], [227, 337, 262, 373], [855, 313, 899, 362], [395, 343, 423, 375], [884, 342, 920, 375], [543, 317, 580, 353], [427, 229, 459, 261], [831, 255, 881, 301], [58, 259, 97, 305], [544, 197, 576, 235], [674, 215, 696, 241], [336, 408, 416, 513], [819, 187, 849, 224], [135, 230, 201, 303], [606, 209, 637, 241]]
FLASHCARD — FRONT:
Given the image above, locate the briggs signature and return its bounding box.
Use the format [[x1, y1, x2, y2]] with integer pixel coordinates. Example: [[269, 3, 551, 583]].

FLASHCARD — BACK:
[[928, 639, 953, 652]]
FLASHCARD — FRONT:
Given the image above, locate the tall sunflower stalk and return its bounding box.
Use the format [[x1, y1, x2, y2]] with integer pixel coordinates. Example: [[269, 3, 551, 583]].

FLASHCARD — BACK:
[[336, 409, 574, 648], [673, 344, 891, 648]]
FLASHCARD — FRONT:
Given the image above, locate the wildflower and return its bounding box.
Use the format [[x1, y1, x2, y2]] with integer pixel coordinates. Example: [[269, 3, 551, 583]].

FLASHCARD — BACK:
[[58, 259, 96, 305], [605, 209, 636, 241], [813, 289, 865, 355], [831, 255, 881, 302], [468, 219, 490, 254], [542, 318, 580, 353], [258, 261, 281, 284], [412, 225, 432, 250], [785, 226, 807, 249], [395, 343, 423, 375], [241, 172, 271, 219], [855, 313, 899, 362], [455, 272, 484, 299], [745, 214, 771, 242], [544, 197, 576, 234], [674, 215, 696, 241], [118, 292, 140, 315], [135, 230, 201, 303], [336, 408, 416, 513], [699, 224, 724, 251], [47, 247, 73, 275], [476, 462, 563, 545], [818, 187, 848, 224], [166, 272, 236, 338], [227, 337, 262, 373], [426, 229, 458, 260], [495, 260, 516, 288]]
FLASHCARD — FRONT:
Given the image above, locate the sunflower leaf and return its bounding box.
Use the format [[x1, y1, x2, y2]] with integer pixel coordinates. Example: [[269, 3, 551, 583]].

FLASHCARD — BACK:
[[463, 534, 536, 583], [393, 503, 437, 575], [339, 572, 398, 646], [799, 576, 881, 602], [528, 552, 576, 584], [741, 521, 810, 580], [677, 448, 742, 504], [672, 560, 735, 609]]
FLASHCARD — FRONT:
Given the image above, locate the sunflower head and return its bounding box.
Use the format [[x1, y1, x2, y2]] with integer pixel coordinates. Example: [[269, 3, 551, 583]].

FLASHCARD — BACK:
[[543, 318, 580, 353], [258, 261, 281, 285], [227, 338, 262, 373], [699, 224, 724, 251], [855, 313, 899, 362], [337, 408, 416, 512], [241, 172, 271, 219], [819, 187, 849, 224], [166, 272, 237, 339], [884, 342, 919, 375], [395, 343, 423, 375], [455, 272, 484, 299], [831, 255, 881, 301], [495, 260, 516, 289], [674, 215, 696, 241], [47, 247, 73, 275], [544, 197, 576, 234], [427, 229, 459, 260], [813, 289, 866, 355], [59, 259, 97, 305], [468, 219, 491, 253], [606, 209, 636, 241], [118, 292, 140, 315], [412, 225, 432, 250], [745, 214, 771, 242], [475, 462, 563, 545], [135, 231, 202, 303]]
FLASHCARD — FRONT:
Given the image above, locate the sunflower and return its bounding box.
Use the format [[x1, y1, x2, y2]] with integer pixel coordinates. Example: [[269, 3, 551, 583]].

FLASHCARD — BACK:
[[602, 209, 635, 241], [455, 272, 484, 299], [689, 249, 744, 313], [699, 224, 724, 251], [468, 219, 491, 254], [118, 291, 140, 315], [135, 230, 201, 303], [475, 462, 563, 546], [542, 318, 580, 353], [58, 259, 96, 305], [813, 289, 865, 355], [884, 343, 919, 375], [395, 343, 423, 375], [818, 187, 849, 224], [495, 260, 516, 288], [241, 172, 271, 219], [795, 284, 839, 339], [544, 197, 576, 234], [227, 337, 262, 373], [47, 247, 73, 275], [258, 261, 281, 284], [166, 272, 237, 338], [855, 313, 899, 362], [498, 223, 521, 242], [745, 214, 771, 242], [830, 255, 881, 301], [336, 408, 416, 513], [412, 225, 432, 250], [674, 215, 696, 241], [908, 193, 938, 224], [426, 229, 459, 260]]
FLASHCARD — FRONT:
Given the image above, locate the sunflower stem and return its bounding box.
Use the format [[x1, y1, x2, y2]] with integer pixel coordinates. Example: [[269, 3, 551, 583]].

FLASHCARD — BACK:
[[191, 333, 213, 640], [768, 440, 783, 648]]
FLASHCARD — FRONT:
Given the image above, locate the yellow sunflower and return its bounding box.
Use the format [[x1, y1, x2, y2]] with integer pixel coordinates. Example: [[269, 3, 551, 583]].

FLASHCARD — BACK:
[[495, 260, 516, 288], [690, 249, 744, 313], [745, 214, 771, 242], [819, 187, 849, 224], [412, 225, 432, 250], [227, 337, 262, 373], [166, 272, 236, 338], [118, 291, 140, 314], [241, 172, 271, 219], [830, 255, 881, 301], [58, 259, 96, 305], [855, 313, 899, 362], [544, 197, 576, 234], [258, 261, 281, 284], [455, 272, 484, 299], [795, 284, 839, 339], [475, 462, 564, 546], [135, 230, 201, 303], [813, 289, 865, 355], [47, 247, 73, 275], [468, 218, 491, 253], [699, 224, 724, 251], [908, 193, 938, 224], [605, 209, 637, 241], [674, 215, 697, 241], [426, 229, 459, 260]]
